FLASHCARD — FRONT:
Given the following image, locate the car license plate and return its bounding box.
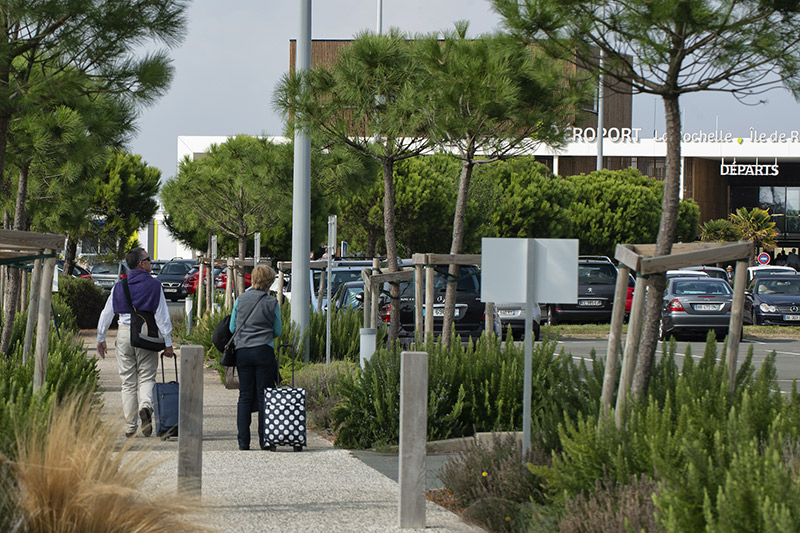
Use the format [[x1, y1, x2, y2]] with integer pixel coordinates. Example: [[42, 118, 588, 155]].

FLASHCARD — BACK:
[[695, 304, 719, 311], [784, 314, 800, 321], [498, 310, 516, 317], [579, 299, 602, 307], [426, 307, 461, 318], [164, 288, 176, 293]]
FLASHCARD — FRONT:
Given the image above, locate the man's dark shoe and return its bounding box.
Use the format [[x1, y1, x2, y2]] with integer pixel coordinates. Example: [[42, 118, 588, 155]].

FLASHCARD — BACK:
[[139, 407, 153, 437]]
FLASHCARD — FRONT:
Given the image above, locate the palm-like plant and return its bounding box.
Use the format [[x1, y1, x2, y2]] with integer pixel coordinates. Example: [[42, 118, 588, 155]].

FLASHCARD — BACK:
[[728, 207, 778, 263], [699, 218, 741, 242]]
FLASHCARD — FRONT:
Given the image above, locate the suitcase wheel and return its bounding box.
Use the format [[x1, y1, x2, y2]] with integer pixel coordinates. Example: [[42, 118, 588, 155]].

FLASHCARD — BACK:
[[263, 444, 277, 452], [293, 445, 303, 452]]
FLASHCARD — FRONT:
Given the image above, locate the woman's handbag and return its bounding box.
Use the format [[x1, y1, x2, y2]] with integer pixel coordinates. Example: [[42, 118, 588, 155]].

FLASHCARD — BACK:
[[225, 365, 239, 389], [221, 341, 236, 367]]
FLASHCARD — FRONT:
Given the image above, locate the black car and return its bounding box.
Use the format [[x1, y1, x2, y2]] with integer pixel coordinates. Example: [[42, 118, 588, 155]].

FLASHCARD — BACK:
[[745, 274, 800, 325], [384, 265, 499, 343], [330, 280, 365, 311], [545, 258, 619, 325], [156, 259, 196, 301]]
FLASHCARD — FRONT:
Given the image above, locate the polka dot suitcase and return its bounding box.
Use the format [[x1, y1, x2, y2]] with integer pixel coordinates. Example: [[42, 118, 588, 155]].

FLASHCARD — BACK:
[[262, 344, 306, 452]]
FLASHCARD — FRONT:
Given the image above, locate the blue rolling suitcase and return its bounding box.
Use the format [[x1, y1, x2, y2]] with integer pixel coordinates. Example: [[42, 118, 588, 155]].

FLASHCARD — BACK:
[[262, 344, 306, 452], [153, 354, 179, 439]]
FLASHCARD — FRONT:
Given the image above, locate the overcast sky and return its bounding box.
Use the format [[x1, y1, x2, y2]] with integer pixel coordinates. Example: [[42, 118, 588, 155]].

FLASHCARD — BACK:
[[128, 0, 800, 181]]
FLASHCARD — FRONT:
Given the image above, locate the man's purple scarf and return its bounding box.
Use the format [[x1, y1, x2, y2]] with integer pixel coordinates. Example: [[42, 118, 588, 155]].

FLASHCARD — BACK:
[[112, 269, 162, 314]]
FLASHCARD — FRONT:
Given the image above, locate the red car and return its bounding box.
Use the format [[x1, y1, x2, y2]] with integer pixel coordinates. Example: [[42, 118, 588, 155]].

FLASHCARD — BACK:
[[181, 266, 216, 295], [215, 270, 251, 291]]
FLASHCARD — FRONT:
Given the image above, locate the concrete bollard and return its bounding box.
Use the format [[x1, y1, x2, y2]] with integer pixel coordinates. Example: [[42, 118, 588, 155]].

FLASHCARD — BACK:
[[398, 350, 427, 529], [184, 296, 193, 335], [360, 328, 376, 368], [178, 345, 203, 495]]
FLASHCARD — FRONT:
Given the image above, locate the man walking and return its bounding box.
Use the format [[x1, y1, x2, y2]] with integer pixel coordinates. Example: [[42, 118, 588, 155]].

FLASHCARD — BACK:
[[96, 248, 175, 438]]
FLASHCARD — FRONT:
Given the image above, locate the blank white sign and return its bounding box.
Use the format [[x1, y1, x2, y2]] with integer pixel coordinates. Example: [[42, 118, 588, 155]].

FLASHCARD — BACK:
[[481, 238, 578, 305]]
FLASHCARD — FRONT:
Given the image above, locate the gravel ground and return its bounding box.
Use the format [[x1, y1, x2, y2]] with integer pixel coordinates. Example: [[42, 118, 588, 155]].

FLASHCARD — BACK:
[[82, 329, 481, 532]]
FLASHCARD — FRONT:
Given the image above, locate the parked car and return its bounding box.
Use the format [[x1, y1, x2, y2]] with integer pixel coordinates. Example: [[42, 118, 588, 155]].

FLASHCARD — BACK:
[[182, 266, 224, 296], [679, 265, 730, 282], [545, 257, 619, 325], [747, 265, 796, 282], [330, 280, 365, 311], [381, 264, 502, 343], [744, 274, 800, 325], [311, 261, 373, 311], [156, 259, 196, 301], [57, 260, 92, 279], [149, 259, 168, 278], [90, 262, 128, 290], [215, 269, 252, 292], [660, 277, 734, 339], [495, 302, 541, 341], [666, 270, 709, 280]]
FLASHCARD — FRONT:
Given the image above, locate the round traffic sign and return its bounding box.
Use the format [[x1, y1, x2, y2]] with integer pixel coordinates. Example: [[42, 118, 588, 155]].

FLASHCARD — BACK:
[[758, 252, 770, 265]]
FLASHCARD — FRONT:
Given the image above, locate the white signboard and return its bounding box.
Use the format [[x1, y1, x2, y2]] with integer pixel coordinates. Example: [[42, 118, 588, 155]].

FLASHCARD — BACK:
[[481, 238, 578, 304]]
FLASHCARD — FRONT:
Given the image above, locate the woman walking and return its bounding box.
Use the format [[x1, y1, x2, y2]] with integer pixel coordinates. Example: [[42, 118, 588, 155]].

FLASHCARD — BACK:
[[229, 265, 282, 450]]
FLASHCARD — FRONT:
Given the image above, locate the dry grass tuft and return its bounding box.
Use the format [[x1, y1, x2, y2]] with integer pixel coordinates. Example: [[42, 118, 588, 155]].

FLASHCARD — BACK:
[[1, 395, 212, 533]]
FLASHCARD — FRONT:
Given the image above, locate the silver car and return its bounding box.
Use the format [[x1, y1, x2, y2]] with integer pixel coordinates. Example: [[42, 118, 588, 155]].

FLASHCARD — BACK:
[[89, 262, 127, 290], [660, 277, 733, 340]]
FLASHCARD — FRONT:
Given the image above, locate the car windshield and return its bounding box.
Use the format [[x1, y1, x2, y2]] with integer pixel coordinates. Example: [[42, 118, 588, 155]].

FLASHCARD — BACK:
[[91, 263, 116, 274], [397, 266, 480, 296], [314, 269, 366, 296], [756, 278, 800, 295], [673, 280, 732, 295], [342, 286, 363, 307], [579, 264, 616, 285], [162, 262, 190, 275]]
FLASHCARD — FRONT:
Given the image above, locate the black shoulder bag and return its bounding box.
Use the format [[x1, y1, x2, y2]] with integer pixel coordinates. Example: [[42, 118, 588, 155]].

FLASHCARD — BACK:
[[122, 277, 167, 352], [220, 293, 266, 367]]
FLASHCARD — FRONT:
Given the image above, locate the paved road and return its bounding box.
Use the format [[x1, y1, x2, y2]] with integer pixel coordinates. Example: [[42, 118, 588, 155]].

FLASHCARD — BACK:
[[552, 335, 800, 393]]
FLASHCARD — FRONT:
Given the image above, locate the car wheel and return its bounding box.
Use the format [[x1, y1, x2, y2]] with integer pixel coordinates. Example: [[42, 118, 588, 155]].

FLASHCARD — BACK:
[[532, 321, 541, 341], [547, 305, 559, 326]]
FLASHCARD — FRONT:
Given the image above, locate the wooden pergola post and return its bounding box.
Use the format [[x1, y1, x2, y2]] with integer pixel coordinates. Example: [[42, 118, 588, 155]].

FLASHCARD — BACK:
[[606, 240, 755, 426], [23, 258, 42, 365], [33, 253, 57, 391], [601, 265, 630, 414]]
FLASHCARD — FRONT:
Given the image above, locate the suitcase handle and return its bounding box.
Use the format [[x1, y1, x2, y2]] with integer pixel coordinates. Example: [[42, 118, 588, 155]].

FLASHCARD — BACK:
[[161, 353, 178, 383], [278, 343, 296, 387]]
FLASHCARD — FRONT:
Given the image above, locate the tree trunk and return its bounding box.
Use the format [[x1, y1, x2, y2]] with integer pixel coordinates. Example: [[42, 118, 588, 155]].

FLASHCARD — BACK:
[[442, 157, 474, 347], [631, 94, 683, 398], [1, 163, 29, 354], [63, 237, 79, 276], [238, 236, 247, 297], [381, 155, 400, 343]]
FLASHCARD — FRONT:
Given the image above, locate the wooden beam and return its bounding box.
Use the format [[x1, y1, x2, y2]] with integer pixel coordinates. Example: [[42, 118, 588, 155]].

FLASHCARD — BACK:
[[422, 254, 482, 266], [0, 230, 65, 251], [616, 241, 754, 274], [639, 242, 754, 274]]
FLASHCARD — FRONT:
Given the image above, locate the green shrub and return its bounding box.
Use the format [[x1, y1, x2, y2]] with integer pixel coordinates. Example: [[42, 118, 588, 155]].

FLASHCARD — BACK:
[[0, 329, 98, 458], [332, 332, 602, 449], [535, 335, 800, 532], [551, 475, 664, 533], [278, 301, 386, 363], [51, 293, 79, 334], [439, 433, 550, 532], [54, 276, 106, 329], [292, 361, 357, 430]]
